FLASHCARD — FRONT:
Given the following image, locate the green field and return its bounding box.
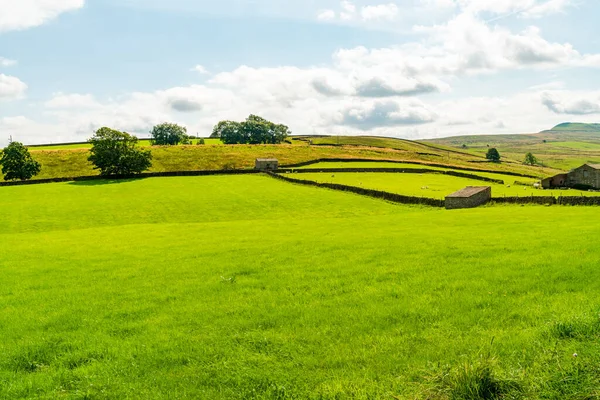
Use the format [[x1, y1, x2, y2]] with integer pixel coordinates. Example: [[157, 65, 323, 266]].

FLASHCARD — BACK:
[[2, 175, 600, 399], [290, 171, 595, 198]]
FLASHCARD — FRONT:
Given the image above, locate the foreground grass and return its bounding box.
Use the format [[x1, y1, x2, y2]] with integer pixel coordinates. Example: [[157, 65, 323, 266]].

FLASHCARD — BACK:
[[1, 175, 600, 398], [291, 171, 597, 198]]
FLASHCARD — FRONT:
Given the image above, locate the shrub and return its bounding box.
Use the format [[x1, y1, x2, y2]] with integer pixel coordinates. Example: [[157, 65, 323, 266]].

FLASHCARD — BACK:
[[150, 123, 191, 146], [88, 127, 152, 175], [486, 148, 501, 162], [0, 141, 41, 181], [196, 138, 205, 145]]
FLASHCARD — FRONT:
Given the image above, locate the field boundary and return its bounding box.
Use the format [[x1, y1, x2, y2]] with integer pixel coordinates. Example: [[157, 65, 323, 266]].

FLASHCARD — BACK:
[[267, 172, 445, 208], [491, 196, 600, 206], [278, 167, 504, 184], [280, 158, 540, 178], [0, 169, 260, 187]]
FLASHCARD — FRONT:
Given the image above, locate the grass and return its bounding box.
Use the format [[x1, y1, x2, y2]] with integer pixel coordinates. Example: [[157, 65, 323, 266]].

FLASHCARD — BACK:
[[2, 175, 600, 398], [17, 142, 553, 181], [290, 171, 598, 198]]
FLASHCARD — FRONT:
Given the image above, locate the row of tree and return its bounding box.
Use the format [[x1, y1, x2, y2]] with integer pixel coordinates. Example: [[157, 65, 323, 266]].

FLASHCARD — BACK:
[[210, 115, 291, 144]]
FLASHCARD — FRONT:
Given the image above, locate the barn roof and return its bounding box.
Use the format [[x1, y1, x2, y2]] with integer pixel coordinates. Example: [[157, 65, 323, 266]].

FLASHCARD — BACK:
[[256, 158, 278, 162], [586, 163, 600, 169], [446, 186, 491, 198]]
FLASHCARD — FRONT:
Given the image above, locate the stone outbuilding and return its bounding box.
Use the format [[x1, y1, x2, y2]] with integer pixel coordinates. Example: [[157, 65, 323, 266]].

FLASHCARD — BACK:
[[445, 186, 492, 210], [541, 173, 568, 189], [567, 164, 600, 189], [255, 158, 279, 171]]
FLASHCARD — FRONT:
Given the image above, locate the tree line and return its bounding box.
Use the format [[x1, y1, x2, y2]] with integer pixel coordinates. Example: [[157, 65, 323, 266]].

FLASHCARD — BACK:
[[0, 115, 290, 181]]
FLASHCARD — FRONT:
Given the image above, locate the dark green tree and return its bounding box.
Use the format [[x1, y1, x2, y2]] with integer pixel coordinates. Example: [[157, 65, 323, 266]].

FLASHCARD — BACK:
[[150, 123, 191, 145], [0, 141, 41, 181], [213, 115, 290, 145], [524, 152, 537, 166], [486, 148, 501, 162], [88, 127, 152, 175]]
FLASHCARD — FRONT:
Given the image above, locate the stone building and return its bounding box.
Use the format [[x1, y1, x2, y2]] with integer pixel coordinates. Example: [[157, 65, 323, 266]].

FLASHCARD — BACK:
[[445, 186, 492, 210], [567, 164, 600, 189], [541, 173, 568, 189], [542, 164, 600, 189], [255, 158, 279, 171]]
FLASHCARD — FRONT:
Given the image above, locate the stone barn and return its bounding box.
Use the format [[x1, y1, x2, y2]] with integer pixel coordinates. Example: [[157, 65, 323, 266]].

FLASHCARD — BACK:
[[567, 164, 600, 189], [541, 173, 568, 189], [255, 158, 279, 171], [445, 186, 492, 210]]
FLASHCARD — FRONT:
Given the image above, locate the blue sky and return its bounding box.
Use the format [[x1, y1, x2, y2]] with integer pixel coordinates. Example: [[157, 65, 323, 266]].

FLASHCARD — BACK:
[[1, 0, 600, 145]]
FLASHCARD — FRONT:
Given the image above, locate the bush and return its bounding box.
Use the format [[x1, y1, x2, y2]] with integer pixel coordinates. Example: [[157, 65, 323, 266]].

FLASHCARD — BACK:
[[88, 127, 152, 175], [486, 148, 501, 162], [197, 138, 205, 145], [524, 152, 537, 166], [0, 141, 41, 181], [150, 123, 191, 146]]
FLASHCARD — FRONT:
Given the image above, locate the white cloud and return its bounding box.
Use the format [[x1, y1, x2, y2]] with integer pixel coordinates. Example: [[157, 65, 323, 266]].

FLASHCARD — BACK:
[[191, 65, 209, 74], [456, 0, 573, 18], [361, 3, 399, 21], [0, 74, 27, 100], [0, 57, 17, 67], [542, 91, 600, 115], [0, 0, 85, 32], [317, 9, 336, 21], [45, 93, 100, 109]]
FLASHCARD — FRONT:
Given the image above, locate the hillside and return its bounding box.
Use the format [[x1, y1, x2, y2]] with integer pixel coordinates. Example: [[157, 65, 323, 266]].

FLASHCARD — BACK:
[[10, 136, 556, 182], [424, 123, 600, 170]]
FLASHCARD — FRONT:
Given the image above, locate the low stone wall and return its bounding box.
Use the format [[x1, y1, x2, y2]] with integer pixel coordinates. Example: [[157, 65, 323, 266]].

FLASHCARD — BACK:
[[278, 168, 504, 184], [0, 169, 260, 187], [490, 196, 600, 206], [281, 158, 538, 178], [267, 172, 445, 208]]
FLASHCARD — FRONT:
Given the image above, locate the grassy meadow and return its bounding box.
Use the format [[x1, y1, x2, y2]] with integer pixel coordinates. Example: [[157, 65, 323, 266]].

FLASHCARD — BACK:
[[2, 175, 600, 399], [18, 140, 556, 182], [290, 171, 599, 198]]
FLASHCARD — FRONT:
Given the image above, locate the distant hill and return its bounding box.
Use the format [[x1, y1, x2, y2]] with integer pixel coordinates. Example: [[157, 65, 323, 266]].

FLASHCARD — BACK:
[[544, 123, 600, 133]]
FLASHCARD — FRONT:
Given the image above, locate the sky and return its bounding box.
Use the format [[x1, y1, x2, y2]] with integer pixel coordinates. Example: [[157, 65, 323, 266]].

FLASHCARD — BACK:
[[1, 0, 600, 145]]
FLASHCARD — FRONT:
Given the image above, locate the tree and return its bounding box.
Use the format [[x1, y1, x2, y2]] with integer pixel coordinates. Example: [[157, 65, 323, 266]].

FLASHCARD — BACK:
[[150, 123, 191, 145], [486, 148, 501, 162], [213, 115, 290, 145], [0, 141, 41, 181], [88, 127, 152, 175], [524, 152, 537, 166]]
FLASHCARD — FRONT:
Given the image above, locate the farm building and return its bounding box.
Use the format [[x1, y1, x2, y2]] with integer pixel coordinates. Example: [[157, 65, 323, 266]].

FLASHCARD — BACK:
[[541, 173, 568, 189], [255, 158, 279, 171], [542, 164, 600, 189], [445, 186, 492, 210]]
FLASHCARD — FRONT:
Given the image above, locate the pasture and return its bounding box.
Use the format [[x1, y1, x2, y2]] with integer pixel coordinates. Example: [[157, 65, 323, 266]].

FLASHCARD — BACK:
[[290, 171, 598, 198], [1, 175, 600, 399]]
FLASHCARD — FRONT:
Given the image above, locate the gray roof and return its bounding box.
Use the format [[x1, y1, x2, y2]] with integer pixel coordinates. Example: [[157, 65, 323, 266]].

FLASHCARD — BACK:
[[446, 186, 490, 198], [256, 158, 278, 162], [586, 163, 600, 169]]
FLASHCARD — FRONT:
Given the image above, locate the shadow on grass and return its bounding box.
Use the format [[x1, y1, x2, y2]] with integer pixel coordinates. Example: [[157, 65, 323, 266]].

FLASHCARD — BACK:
[[68, 178, 145, 186]]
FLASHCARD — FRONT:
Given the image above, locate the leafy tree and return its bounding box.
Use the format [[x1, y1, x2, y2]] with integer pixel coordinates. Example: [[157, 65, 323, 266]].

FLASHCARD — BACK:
[[213, 115, 290, 145], [0, 141, 41, 181], [486, 148, 501, 162], [88, 127, 152, 175], [150, 122, 191, 145], [524, 152, 537, 166]]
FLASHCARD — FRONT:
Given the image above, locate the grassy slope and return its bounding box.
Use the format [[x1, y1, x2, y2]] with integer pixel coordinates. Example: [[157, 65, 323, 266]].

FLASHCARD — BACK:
[[26, 139, 222, 150], [424, 125, 600, 170], [21, 138, 556, 181], [2, 175, 600, 398], [292, 171, 599, 198]]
